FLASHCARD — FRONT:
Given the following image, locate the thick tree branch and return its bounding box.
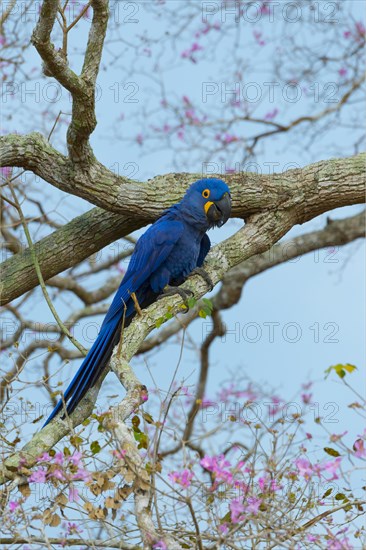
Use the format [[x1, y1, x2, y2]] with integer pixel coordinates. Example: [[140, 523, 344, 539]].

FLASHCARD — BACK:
[[0, 206, 139, 305], [138, 210, 365, 353], [31, 0, 83, 95], [31, 0, 109, 161], [1, 133, 364, 216], [1, 151, 365, 305]]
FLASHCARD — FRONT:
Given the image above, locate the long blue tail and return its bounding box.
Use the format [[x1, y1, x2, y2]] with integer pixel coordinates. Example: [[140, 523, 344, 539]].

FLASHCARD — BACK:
[[43, 317, 122, 426], [43, 282, 157, 427]]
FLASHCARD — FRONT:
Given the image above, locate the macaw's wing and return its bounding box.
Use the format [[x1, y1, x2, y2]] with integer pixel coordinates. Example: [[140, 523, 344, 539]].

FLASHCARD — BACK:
[[102, 219, 184, 325], [197, 233, 211, 267]]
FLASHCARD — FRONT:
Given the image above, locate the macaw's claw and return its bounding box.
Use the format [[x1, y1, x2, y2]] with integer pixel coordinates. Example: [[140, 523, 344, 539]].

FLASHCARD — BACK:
[[158, 285, 194, 313], [190, 267, 214, 291]]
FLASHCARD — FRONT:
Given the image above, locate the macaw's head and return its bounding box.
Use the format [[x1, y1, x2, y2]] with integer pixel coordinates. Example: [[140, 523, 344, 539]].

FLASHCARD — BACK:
[[181, 178, 232, 229]]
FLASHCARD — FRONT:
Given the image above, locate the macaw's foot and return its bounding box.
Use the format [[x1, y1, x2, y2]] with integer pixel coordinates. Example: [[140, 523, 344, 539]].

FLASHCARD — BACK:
[[190, 267, 214, 291], [158, 285, 194, 313]]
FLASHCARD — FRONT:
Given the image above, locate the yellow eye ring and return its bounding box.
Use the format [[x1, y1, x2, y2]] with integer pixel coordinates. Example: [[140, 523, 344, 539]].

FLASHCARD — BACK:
[[202, 189, 210, 199]]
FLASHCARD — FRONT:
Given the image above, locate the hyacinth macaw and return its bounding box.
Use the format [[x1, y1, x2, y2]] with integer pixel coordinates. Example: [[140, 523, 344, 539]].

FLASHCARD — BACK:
[[44, 178, 231, 426]]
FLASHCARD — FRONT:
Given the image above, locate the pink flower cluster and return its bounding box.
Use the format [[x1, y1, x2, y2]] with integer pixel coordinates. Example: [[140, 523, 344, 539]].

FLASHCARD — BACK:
[[353, 428, 366, 458], [168, 469, 194, 488], [28, 451, 91, 489], [181, 43, 203, 63], [195, 22, 221, 39], [253, 30, 266, 46], [344, 21, 366, 42], [200, 454, 236, 485], [229, 495, 262, 523], [295, 456, 342, 481], [264, 108, 279, 121], [215, 133, 239, 145]]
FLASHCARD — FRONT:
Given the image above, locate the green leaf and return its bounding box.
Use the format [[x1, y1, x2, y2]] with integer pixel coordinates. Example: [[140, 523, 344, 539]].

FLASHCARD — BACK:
[[133, 431, 149, 449], [187, 296, 196, 309], [324, 447, 341, 457], [335, 493, 346, 501], [202, 298, 214, 312], [322, 488, 333, 498], [90, 440, 101, 455]]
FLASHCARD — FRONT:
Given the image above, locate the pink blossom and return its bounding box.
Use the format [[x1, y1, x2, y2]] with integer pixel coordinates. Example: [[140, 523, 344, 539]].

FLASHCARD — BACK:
[[177, 129, 185, 140], [295, 456, 342, 481], [354, 438, 366, 458], [253, 30, 266, 46], [153, 542, 167, 550], [258, 477, 266, 491], [0, 34, 5, 46], [355, 21, 366, 37], [215, 133, 238, 144], [136, 133, 143, 145], [219, 522, 229, 534], [230, 498, 245, 523], [68, 487, 79, 502], [330, 431, 347, 442], [301, 393, 312, 404], [260, 2, 270, 15], [200, 398, 217, 408], [258, 476, 281, 492], [29, 469, 47, 483], [294, 458, 313, 480], [68, 451, 82, 466], [264, 108, 279, 121], [270, 479, 282, 492], [72, 468, 91, 482], [326, 537, 352, 550], [112, 449, 127, 460], [343, 30, 351, 39], [338, 67, 347, 77], [1, 166, 11, 179], [322, 457, 342, 480], [38, 452, 52, 462], [51, 468, 65, 481], [9, 500, 19, 512], [65, 522, 83, 535], [54, 452, 64, 465], [181, 43, 203, 63], [184, 109, 201, 124], [168, 469, 193, 488], [245, 496, 261, 515], [200, 454, 234, 484]]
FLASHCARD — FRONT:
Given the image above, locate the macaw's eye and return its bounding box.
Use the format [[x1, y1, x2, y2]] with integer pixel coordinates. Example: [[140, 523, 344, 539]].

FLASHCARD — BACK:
[[202, 189, 210, 199]]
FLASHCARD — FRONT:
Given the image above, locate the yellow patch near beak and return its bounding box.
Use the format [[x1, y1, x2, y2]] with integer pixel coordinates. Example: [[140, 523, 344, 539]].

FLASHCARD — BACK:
[[204, 201, 214, 214]]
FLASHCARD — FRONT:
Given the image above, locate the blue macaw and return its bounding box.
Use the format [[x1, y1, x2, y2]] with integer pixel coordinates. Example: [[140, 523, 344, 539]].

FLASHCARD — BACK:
[[44, 178, 231, 426]]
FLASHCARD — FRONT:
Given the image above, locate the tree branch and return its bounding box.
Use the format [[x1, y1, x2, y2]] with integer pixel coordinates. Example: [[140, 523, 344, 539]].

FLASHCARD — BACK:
[[1, 152, 364, 305]]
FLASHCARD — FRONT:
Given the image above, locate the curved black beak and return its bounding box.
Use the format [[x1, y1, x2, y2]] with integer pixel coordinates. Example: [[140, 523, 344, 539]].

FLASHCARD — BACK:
[[206, 192, 232, 227]]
